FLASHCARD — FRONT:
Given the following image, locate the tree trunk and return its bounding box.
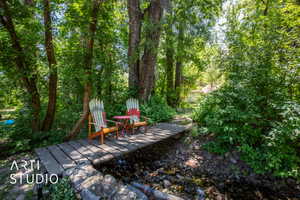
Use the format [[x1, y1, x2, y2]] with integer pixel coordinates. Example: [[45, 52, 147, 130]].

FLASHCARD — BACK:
[[174, 25, 184, 105], [41, 0, 58, 131], [0, 0, 41, 132], [139, 0, 164, 101], [66, 0, 102, 140], [128, 0, 142, 94]]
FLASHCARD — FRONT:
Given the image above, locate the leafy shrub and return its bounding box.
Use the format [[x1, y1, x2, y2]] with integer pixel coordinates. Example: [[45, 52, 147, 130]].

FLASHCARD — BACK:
[[0, 106, 74, 156], [193, 85, 300, 179], [49, 177, 77, 200], [141, 96, 176, 123]]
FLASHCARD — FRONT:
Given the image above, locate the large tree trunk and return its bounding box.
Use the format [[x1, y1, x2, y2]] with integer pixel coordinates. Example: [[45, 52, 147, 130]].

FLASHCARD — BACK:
[[139, 0, 164, 101], [41, 0, 58, 131], [66, 0, 102, 140], [0, 0, 41, 132], [127, 0, 142, 94], [174, 25, 184, 105]]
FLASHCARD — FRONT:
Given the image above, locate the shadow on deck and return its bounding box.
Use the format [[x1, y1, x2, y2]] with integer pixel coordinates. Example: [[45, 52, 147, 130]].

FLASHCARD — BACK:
[[35, 122, 191, 176]]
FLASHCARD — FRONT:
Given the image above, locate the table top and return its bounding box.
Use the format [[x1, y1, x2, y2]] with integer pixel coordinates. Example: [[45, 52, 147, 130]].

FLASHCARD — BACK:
[[113, 115, 130, 120]]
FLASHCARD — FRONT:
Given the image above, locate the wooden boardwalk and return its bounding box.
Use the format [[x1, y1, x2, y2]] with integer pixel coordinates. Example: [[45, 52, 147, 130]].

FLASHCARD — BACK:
[[35, 123, 189, 176]]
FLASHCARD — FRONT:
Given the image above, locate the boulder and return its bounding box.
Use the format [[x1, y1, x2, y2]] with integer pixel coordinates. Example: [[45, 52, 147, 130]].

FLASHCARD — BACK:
[[112, 185, 148, 200], [79, 175, 104, 198], [101, 175, 118, 198]]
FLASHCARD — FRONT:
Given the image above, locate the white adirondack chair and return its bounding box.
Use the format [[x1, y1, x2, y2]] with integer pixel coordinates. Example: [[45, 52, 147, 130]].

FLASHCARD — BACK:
[[126, 98, 148, 133], [89, 99, 118, 144]]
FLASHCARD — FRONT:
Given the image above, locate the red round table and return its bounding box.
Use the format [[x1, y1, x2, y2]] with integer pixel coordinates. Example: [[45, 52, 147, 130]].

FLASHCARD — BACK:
[[113, 115, 131, 136]]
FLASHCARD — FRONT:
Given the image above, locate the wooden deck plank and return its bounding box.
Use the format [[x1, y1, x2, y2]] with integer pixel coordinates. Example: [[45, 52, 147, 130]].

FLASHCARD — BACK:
[[104, 138, 138, 153], [113, 133, 162, 150], [117, 134, 154, 145], [77, 139, 112, 158], [147, 131, 176, 140], [106, 137, 139, 152], [90, 140, 122, 164], [156, 123, 186, 133], [47, 145, 77, 169], [135, 133, 168, 144], [35, 148, 64, 175], [57, 143, 89, 164], [146, 126, 182, 138], [36, 123, 189, 172], [68, 141, 95, 161], [103, 140, 132, 155], [77, 139, 116, 165]]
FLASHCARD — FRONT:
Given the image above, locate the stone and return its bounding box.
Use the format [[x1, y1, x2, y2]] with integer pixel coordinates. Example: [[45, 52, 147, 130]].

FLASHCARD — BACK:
[[157, 168, 164, 174], [195, 187, 205, 200], [126, 185, 148, 200], [102, 174, 118, 198], [112, 185, 148, 200], [80, 188, 99, 200], [230, 157, 237, 164], [79, 175, 104, 198], [176, 174, 184, 180], [68, 164, 100, 191], [163, 179, 171, 188]]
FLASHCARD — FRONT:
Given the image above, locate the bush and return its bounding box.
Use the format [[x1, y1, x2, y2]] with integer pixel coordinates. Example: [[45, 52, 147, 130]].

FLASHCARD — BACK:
[[141, 96, 176, 123], [193, 84, 300, 179], [48, 177, 77, 200]]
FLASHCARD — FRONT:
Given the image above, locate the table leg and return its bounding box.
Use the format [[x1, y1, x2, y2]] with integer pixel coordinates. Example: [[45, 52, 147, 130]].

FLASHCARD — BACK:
[[124, 119, 129, 136]]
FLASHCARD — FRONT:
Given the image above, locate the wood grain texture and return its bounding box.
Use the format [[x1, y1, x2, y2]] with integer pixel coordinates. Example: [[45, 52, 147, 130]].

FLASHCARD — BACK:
[[57, 143, 89, 164], [35, 147, 64, 175], [47, 145, 76, 169], [35, 123, 188, 173]]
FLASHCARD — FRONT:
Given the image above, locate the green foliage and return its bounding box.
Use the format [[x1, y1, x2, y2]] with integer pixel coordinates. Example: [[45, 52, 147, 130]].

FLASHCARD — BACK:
[[0, 108, 69, 155], [193, 0, 300, 179], [193, 85, 300, 178], [49, 178, 77, 200], [141, 96, 176, 123]]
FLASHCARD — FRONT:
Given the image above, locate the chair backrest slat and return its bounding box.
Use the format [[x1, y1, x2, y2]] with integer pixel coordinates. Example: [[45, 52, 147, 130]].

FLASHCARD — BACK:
[[89, 99, 107, 132], [126, 98, 140, 123]]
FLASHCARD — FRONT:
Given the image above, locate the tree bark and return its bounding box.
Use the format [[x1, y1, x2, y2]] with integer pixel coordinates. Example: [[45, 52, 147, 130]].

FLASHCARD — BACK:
[[41, 0, 58, 131], [66, 0, 102, 140], [0, 0, 41, 132], [128, 0, 142, 94], [139, 0, 164, 101], [174, 25, 184, 105]]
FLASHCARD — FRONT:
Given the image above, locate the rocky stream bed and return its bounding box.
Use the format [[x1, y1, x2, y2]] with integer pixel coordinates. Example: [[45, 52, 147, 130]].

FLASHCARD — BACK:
[[98, 133, 300, 200]]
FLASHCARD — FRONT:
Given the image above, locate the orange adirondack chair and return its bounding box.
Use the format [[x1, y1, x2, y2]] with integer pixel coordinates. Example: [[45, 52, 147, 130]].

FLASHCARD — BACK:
[[88, 99, 119, 144], [126, 98, 148, 133]]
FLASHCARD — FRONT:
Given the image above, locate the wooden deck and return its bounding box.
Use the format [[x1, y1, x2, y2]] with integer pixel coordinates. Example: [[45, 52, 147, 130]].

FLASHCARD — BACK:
[[35, 123, 189, 176]]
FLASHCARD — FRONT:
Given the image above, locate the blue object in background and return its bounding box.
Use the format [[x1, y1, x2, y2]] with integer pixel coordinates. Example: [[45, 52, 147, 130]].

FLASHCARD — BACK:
[[5, 120, 14, 125], [3, 120, 15, 125]]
